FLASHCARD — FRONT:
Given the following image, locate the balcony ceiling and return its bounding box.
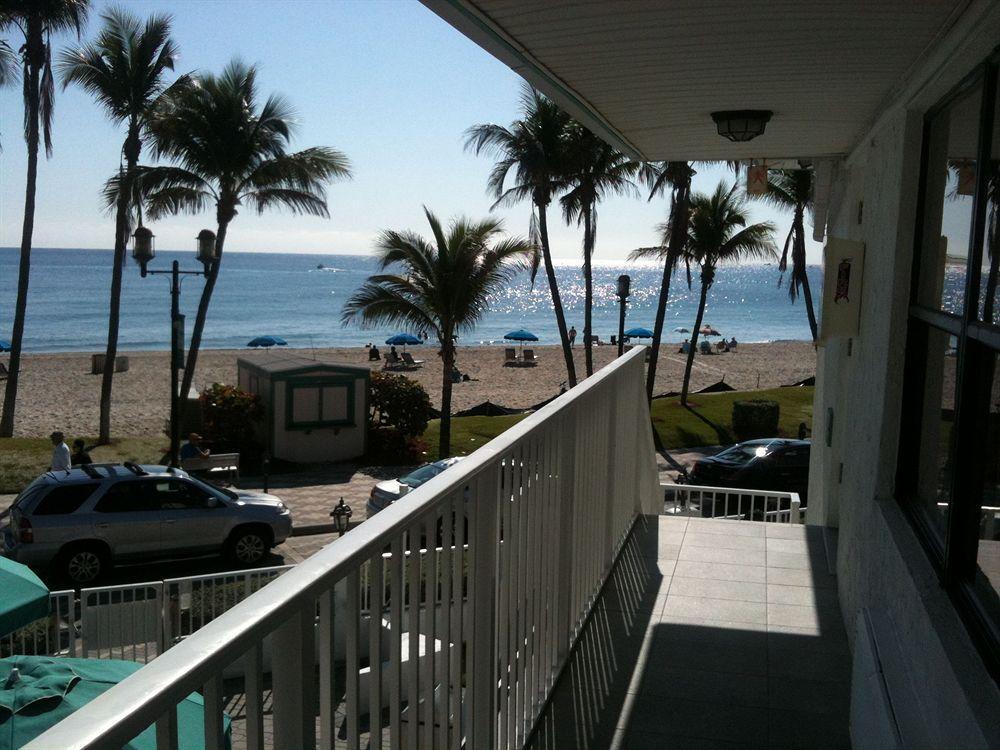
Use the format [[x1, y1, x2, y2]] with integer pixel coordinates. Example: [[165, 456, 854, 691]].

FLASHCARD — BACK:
[[421, 0, 969, 161]]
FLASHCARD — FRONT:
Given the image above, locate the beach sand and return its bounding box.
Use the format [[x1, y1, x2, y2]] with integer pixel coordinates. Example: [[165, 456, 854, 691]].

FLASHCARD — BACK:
[[0, 341, 816, 438]]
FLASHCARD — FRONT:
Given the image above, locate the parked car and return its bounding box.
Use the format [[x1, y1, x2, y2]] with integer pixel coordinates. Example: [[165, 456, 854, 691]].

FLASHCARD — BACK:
[[684, 438, 811, 516], [2, 463, 292, 585], [367, 457, 465, 517]]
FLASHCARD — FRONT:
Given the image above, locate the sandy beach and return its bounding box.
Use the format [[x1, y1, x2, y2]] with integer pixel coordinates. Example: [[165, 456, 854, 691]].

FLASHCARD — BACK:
[[0, 341, 816, 438]]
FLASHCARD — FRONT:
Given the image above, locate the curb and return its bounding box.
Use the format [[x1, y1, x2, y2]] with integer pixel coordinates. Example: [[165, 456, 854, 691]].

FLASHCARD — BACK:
[[291, 520, 361, 537]]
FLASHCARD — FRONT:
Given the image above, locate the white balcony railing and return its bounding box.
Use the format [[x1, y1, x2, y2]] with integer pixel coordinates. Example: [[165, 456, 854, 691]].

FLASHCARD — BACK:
[[25, 345, 661, 750], [662, 483, 803, 523]]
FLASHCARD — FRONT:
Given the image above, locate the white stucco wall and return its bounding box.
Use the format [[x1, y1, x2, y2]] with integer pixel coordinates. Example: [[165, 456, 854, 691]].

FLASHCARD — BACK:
[[811, 6, 1000, 743]]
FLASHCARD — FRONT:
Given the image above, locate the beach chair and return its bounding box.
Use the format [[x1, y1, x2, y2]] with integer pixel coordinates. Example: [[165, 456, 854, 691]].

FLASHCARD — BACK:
[[729, 342, 738, 352], [383, 351, 404, 370], [503, 348, 517, 366], [523, 349, 537, 366], [0, 363, 7, 380], [401, 352, 424, 368]]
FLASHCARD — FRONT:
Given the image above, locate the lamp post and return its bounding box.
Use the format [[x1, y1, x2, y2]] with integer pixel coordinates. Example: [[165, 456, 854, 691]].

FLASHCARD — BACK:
[[331, 497, 352, 537], [133, 227, 216, 466], [616, 274, 631, 356]]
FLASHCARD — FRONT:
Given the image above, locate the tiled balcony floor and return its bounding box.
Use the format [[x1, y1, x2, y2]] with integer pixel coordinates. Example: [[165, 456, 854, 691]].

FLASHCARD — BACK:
[[527, 515, 851, 750]]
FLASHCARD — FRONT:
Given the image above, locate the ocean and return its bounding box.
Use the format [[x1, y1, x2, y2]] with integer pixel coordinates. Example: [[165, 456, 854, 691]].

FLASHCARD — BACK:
[[1, 247, 826, 353]]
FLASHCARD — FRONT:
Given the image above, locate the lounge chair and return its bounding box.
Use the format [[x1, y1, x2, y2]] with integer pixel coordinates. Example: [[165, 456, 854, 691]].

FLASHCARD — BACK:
[[523, 349, 538, 366], [401, 352, 424, 368], [503, 348, 517, 366], [383, 351, 404, 370]]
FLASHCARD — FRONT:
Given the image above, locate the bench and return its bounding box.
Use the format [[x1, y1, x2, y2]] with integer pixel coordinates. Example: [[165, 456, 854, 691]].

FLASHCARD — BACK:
[[181, 452, 240, 484]]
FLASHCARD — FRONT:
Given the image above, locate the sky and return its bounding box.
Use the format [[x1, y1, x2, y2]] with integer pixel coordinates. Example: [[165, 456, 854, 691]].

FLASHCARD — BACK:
[[0, 0, 823, 263]]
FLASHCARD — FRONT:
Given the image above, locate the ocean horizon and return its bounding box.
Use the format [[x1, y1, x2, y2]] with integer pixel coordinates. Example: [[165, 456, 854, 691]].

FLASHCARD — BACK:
[[1, 247, 825, 353]]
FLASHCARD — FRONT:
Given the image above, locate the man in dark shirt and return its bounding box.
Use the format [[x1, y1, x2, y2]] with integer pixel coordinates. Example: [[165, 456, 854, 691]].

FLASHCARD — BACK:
[[180, 433, 210, 461], [70, 439, 93, 466]]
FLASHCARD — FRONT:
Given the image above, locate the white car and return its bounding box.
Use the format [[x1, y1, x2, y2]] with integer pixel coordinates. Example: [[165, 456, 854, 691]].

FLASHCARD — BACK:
[[366, 457, 465, 517]]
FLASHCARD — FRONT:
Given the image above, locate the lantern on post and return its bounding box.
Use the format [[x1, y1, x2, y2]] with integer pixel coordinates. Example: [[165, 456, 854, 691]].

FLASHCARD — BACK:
[[330, 497, 352, 537], [616, 274, 631, 356], [132, 226, 155, 277], [196, 229, 217, 271]]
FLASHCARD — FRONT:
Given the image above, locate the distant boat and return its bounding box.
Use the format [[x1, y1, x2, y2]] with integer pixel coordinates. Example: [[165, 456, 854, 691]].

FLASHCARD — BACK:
[[317, 263, 326, 269]]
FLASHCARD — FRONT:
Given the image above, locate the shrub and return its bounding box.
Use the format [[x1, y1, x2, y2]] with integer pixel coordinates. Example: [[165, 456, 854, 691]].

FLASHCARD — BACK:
[[369, 371, 433, 438], [732, 399, 780, 441], [199, 383, 264, 455], [366, 427, 427, 464]]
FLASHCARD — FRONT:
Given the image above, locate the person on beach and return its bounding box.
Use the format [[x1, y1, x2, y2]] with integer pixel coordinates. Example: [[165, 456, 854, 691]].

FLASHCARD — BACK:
[[71, 439, 93, 466], [569, 326, 577, 347], [49, 431, 71, 472], [729, 336, 738, 349], [180, 433, 210, 461], [680, 339, 691, 354]]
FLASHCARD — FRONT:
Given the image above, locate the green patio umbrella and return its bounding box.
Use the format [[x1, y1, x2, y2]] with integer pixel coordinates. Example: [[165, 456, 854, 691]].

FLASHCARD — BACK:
[[0, 657, 231, 750], [0, 559, 48, 638]]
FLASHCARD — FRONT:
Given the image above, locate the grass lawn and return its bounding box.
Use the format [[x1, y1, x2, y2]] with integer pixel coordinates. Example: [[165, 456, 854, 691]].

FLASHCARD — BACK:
[[421, 386, 814, 460], [0, 436, 167, 495]]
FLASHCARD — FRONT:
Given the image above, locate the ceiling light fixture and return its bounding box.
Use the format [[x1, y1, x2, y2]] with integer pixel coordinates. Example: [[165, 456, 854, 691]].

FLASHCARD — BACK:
[[711, 110, 773, 142]]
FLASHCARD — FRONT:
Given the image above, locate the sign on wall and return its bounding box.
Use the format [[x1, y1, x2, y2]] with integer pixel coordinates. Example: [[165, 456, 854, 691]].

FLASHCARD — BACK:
[[819, 237, 866, 341]]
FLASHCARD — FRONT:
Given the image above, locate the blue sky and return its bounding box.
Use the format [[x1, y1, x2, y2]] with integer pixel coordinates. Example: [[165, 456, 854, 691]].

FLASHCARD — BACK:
[[0, 0, 821, 262]]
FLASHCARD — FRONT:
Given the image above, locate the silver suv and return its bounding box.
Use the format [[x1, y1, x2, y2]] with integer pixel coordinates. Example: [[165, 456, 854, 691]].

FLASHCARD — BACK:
[[2, 463, 292, 585]]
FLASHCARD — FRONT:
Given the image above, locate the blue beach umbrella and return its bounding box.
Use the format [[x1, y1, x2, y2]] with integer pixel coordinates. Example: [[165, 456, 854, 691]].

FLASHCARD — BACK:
[[0, 340, 10, 352], [0, 558, 49, 638], [385, 333, 422, 346], [624, 327, 654, 338], [503, 329, 538, 342], [246, 336, 287, 348]]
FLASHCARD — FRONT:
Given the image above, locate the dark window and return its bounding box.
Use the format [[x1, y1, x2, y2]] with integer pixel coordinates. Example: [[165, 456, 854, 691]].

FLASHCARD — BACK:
[[95, 481, 159, 513], [156, 480, 214, 510], [899, 53, 1000, 679], [285, 377, 356, 429], [33, 483, 99, 515]]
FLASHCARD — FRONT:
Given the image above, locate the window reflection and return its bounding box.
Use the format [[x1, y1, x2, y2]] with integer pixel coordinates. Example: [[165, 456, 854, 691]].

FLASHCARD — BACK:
[[918, 85, 982, 315], [915, 326, 960, 532], [980, 81, 999, 325], [975, 352, 1000, 623]]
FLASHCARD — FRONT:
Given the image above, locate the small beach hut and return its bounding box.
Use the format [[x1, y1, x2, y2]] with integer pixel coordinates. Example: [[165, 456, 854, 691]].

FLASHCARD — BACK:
[[237, 354, 369, 463]]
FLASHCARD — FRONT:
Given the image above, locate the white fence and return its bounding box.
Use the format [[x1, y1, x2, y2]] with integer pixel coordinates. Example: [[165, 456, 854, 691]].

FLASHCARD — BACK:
[[662, 482, 803, 523], [0, 589, 76, 657], [26, 346, 661, 750]]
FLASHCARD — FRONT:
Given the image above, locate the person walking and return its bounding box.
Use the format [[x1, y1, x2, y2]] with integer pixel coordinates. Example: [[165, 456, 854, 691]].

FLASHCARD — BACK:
[[49, 431, 71, 472], [569, 326, 577, 347], [70, 439, 93, 466]]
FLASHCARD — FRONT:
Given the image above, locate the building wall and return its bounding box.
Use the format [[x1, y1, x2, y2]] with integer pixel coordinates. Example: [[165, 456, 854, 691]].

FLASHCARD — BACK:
[[812, 7, 1000, 743]]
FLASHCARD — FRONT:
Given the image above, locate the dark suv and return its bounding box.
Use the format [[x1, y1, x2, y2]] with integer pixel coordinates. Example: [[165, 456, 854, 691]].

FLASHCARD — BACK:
[[2, 463, 292, 585]]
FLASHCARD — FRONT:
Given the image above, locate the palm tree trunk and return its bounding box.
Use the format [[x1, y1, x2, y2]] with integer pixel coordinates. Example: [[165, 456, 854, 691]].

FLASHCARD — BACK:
[[439, 333, 455, 458], [98, 128, 141, 443], [179, 220, 229, 409], [680, 268, 711, 406], [982, 214, 998, 324], [537, 203, 576, 387], [582, 203, 594, 377], [793, 215, 819, 341], [646, 180, 690, 401], [0, 35, 41, 438]]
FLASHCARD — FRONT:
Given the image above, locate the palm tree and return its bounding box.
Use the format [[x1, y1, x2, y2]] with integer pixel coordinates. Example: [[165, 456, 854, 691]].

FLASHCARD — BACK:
[[0, 0, 90, 438], [561, 123, 638, 376], [680, 183, 777, 405], [137, 60, 351, 408], [635, 160, 695, 400], [60, 7, 183, 444], [756, 168, 819, 341], [342, 209, 535, 457], [465, 85, 577, 387]]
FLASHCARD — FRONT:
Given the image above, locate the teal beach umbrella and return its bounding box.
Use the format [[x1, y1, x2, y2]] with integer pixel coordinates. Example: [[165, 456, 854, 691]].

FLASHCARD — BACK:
[[0, 657, 231, 749], [0, 558, 48, 638]]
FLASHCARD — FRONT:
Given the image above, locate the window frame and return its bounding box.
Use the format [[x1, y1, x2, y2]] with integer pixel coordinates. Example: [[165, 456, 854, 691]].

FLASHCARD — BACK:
[[285, 377, 356, 430], [897, 48, 1000, 680]]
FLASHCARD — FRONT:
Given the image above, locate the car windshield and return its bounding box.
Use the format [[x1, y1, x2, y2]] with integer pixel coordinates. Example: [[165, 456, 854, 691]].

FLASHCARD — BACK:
[[401, 464, 444, 488], [717, 444, 771, 465], [187, 475, 238, 501]]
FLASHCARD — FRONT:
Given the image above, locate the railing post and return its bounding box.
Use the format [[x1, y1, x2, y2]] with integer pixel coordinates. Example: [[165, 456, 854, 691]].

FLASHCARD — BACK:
[[555, 411, 577, 664], [469, 464, 500, 749], [791, 494, 802, 524], [271, 600, 316, 748]]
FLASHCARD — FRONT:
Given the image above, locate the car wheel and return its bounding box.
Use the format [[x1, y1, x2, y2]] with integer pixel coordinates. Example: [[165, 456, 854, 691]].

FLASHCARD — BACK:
[[227, 528, 270, 566], [61, 545, 106, 585]]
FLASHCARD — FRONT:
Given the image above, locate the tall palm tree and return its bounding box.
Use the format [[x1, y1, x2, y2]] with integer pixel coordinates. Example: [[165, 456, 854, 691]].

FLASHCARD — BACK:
[[342, 209, 535, 457], [137, 60, 351, 407], [465, 85, 577, 387], [636, 160, 695, 400], [561, 123, 638, 376], [0, 0, 90, 438], [756, 167, 819, 341], [60, 7, 183, 444], [680, 183, 777, 405]]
